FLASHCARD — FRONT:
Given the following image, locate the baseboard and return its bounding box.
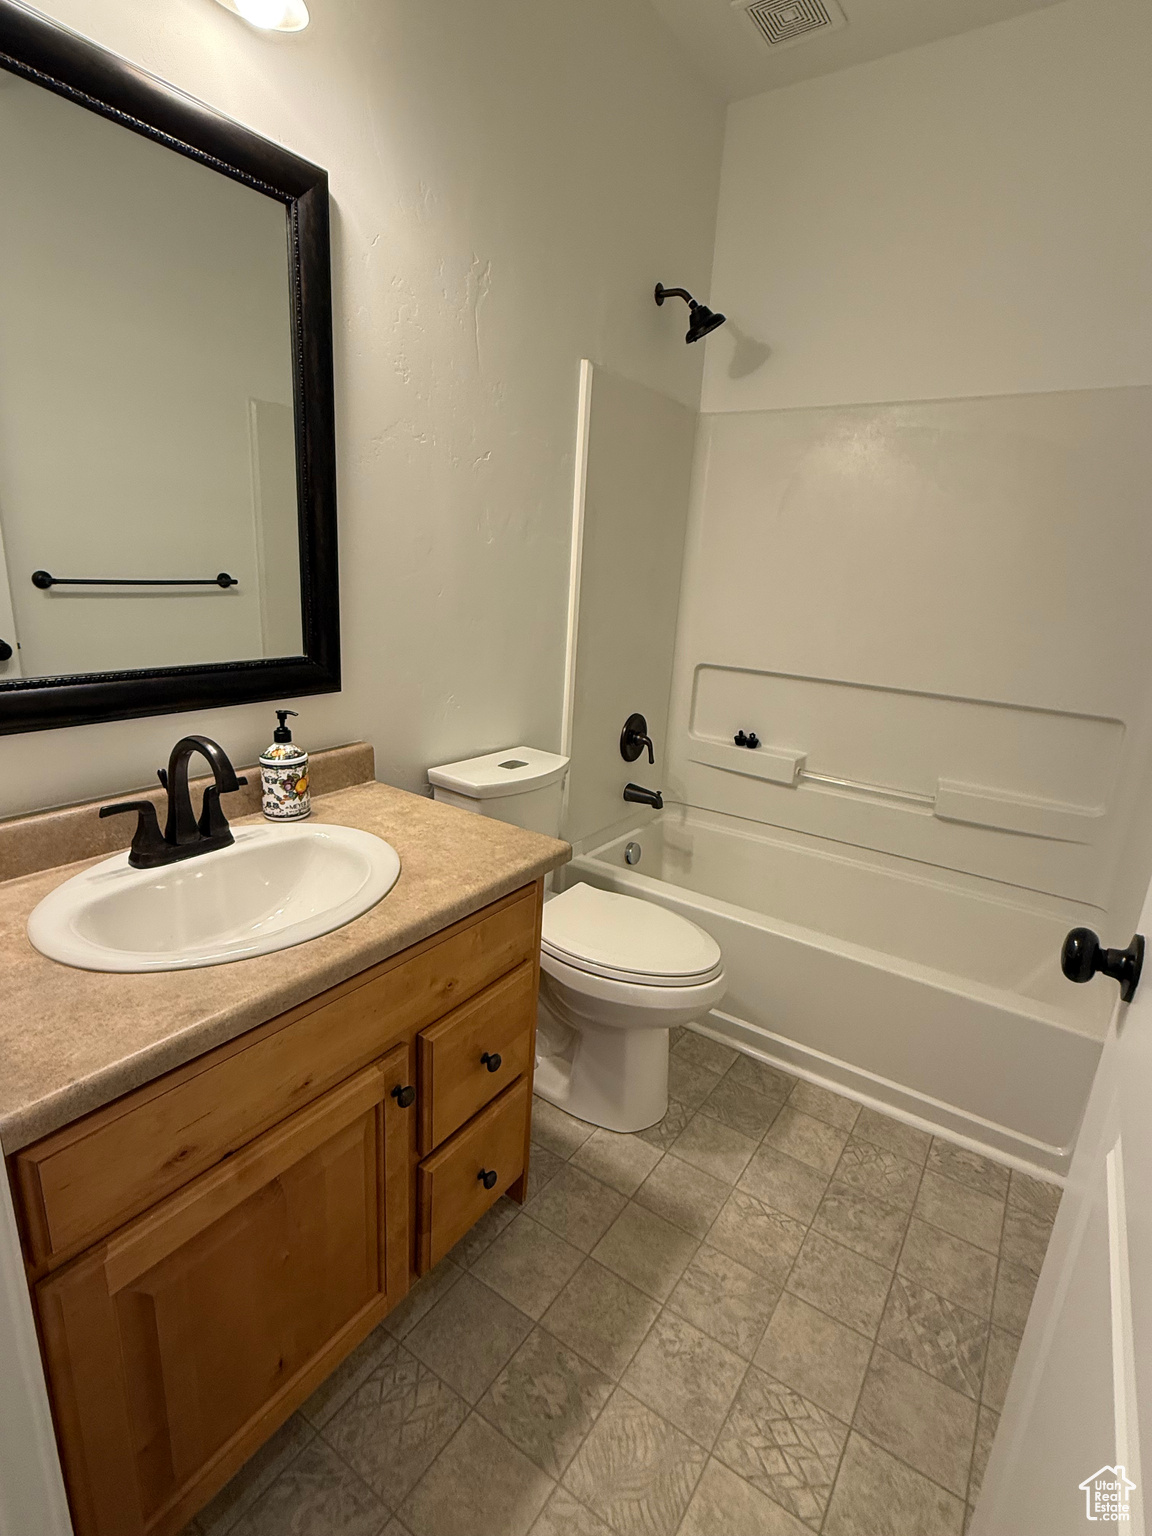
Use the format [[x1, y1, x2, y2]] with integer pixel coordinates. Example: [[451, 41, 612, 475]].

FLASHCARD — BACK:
[[697, 1008, 1069, 1183]]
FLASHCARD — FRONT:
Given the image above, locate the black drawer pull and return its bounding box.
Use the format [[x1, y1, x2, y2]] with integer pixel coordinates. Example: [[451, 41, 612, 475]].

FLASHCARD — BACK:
[[478, 1168, 498, 1190], [480, 1051, 502, 1073], [391, 1084, 416, 1109]]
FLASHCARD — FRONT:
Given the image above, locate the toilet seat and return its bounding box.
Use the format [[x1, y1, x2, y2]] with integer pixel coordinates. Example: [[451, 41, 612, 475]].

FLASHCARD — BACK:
[[541, 883, 722, 988]]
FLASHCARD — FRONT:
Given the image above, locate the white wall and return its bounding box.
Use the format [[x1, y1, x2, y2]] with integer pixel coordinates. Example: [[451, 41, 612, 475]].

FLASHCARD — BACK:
[[667, 0, 1152, 926], [0, 0, 723, 817], [563, 364, 694, 849], [702, 0, 1152, 414]]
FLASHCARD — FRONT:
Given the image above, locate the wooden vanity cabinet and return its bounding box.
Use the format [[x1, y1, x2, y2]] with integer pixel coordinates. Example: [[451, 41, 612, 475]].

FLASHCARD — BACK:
[[9, 880, 544, 1536]]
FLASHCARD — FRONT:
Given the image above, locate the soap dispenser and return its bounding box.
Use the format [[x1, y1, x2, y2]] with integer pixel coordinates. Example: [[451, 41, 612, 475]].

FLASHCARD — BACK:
[[260, 709, 310, 820]]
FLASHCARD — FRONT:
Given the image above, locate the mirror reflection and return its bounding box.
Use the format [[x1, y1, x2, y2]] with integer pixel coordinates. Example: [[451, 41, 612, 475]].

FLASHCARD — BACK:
[[0, 69, 302, 683]]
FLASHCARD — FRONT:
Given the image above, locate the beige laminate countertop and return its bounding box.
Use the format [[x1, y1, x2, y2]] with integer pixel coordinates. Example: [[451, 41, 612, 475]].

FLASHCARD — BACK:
[[0, 781, 569, 1154]]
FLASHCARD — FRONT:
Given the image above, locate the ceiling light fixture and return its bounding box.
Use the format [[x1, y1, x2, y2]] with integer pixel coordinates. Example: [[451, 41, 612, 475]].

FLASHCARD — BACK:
[[214, 0, 310, 32]]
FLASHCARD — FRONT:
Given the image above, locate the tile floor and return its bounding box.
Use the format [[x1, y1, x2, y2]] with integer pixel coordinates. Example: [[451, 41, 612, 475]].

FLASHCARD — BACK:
[[181, 1028, 1060, 1536]]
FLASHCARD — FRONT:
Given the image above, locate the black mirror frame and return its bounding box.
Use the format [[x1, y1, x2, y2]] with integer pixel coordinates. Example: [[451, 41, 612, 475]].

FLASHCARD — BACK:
[[0, 0, 340, 735]]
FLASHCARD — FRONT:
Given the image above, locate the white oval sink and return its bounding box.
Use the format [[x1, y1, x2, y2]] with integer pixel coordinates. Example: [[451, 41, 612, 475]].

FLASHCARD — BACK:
[[27, 823, 401, 972]]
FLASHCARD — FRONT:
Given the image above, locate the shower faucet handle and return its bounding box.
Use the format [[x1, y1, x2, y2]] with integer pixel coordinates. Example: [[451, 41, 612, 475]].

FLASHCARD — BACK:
[[621, 713, 655, 765]]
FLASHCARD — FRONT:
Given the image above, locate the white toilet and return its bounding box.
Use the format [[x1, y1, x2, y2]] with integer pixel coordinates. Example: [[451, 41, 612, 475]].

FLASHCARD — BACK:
[[428, 747, 726, 1132]]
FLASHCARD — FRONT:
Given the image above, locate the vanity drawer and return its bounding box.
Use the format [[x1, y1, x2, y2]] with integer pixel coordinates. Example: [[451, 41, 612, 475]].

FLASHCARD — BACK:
[[417, 1076, 528, 1272], [417, 962, 535, 1152], [14, 886, 538, 1272]]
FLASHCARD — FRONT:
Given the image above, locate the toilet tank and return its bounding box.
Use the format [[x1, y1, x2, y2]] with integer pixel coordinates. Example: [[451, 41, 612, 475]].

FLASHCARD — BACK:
[[427, 747, 569, 836]]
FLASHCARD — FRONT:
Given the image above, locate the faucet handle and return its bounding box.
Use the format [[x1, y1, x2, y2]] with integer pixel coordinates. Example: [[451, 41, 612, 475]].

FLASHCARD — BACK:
[[198, 777, 249, 840], [99, 800, 169, 869]]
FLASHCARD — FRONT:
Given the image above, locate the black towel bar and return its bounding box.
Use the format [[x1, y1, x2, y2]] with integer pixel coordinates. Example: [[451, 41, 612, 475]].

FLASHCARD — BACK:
[[31, 570, 237, 589]]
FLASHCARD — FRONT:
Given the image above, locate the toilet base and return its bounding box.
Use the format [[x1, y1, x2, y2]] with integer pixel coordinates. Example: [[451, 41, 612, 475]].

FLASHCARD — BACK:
[[533, 997, 669, 1133]]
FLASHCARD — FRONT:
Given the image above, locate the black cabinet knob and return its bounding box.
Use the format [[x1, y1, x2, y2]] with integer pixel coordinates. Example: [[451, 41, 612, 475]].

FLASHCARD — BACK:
[[478, 1168, 498, 1190], [1061, 928, 1145, 1004], [480, 1051, 502, 1073], [391, 1084, 416, 1109]]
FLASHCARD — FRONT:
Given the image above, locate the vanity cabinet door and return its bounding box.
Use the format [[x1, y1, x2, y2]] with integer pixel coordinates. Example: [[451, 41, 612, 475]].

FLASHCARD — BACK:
[[35, 1045, 412, 1536]]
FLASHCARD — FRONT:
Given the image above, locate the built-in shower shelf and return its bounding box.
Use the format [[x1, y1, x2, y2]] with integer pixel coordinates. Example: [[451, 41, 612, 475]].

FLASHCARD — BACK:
[[688, 738, 1103, 844]]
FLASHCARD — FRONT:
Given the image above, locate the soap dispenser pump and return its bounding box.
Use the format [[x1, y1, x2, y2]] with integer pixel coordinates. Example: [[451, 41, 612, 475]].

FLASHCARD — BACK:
[[260, 709, 310, 820]]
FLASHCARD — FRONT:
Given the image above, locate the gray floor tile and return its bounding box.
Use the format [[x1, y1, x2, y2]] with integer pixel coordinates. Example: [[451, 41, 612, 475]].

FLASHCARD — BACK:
[[754, 1293, 871, 1422], [853, 1108, 932, 1167], [634, 1152, 729, 1238], [637, 1098, 694, 1151], [726, 1056, 797, 1103], [700, 1075, 784, 1140], [899, 1220, 997, 1318], [812, 1181, 911, 1269], [739, 1145, 830, 1224], [714, 1365, 849, 1527], [198, 1414, 315, 1535], [763, 1108, 848, 1175], [855, 1348, 978, 1497], [321, 1347, 466, 1508], [472, 1213, 584, 1320], [877, 1275, 989, 1399], [563, 1387, 707, 1536], [540, 1258, 661, 1380], [570, 1127, 664, 1196], [383, 1261, 461, 1341], [301, 1323, 399, 1430], [824, 1431, 965, 1536], [400, 1413, 553, 1536], [479, 1328, 613, 1478], [915, 1172, 1005, 1254], [834, 1137, 923, 1210], [674, 1029, 739, 1076], [787, 1080, 860, 1132], [981, 1326, 1020, 1413], [530, 1096, 597, 1158], [709, 1189, 807, 1287], [447, 1198, 518, 1269], [529, 1488, 614, 1536], [1007, 1169, 1061, 1225], [621, 1309, 747, 1449], [405, 1272, 532, 1403], [1000, 1207, 1052, 1277], [669, 1113, 759, 1185], [667, 1243, 780, 1360], [527, 1145, 566, 1201], [678, 1457, 811, 1536], [786, 1229, 892, 1337], [991, 1259, 1038, 1336], [927, 1141, 1009, 1201], [524, 1163, 628, 1252], [667, 1057, 722, 1111], [230, 1437, 387, 1536], [969, 1405, 999, 1503], [591, 1201, 699, 1302]]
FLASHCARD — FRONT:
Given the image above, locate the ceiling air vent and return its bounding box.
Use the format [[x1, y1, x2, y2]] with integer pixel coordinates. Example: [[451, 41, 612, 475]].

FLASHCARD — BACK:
[[733, 0, 847, 51]]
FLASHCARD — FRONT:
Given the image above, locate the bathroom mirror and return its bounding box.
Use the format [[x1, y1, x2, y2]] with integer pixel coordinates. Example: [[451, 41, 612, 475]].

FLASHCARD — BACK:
[[0, 0, 339, 735]]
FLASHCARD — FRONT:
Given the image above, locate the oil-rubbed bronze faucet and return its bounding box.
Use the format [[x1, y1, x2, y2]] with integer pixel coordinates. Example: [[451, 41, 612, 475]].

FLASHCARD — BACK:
[[623, 782, 663, 810], [98, 735, 248, 869]]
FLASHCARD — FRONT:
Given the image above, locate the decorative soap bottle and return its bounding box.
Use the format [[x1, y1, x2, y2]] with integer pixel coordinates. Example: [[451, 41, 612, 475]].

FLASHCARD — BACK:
[[260, 710, 310, 820]]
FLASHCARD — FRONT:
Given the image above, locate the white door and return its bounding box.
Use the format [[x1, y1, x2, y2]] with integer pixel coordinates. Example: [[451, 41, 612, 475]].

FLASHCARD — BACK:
[[973, 914, 1152, 1535]]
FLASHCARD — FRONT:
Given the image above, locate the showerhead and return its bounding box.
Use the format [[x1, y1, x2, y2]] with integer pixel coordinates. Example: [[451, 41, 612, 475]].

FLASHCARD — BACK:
[[654, 282, 727, 344]]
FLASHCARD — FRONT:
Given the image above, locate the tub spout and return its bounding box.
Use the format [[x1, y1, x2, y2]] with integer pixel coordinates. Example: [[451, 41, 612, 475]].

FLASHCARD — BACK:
[[623, 783, 663, 810]]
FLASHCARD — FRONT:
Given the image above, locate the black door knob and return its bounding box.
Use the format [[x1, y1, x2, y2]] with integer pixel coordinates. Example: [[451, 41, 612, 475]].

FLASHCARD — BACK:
[[391, 1084, 416, 1109], [478, 1168, 498, 1190], [0, 638, 12, 662], [480, 1051, 502, 1073], [1061, 928, 1145, 1004]]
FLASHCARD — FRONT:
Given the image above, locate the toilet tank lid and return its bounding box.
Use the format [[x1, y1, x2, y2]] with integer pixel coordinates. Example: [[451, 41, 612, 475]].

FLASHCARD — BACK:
[[427, 746, 570, 799]]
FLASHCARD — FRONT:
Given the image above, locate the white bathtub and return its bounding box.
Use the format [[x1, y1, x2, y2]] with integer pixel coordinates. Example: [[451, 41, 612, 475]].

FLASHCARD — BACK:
[[567, 807, 1110, 1175]]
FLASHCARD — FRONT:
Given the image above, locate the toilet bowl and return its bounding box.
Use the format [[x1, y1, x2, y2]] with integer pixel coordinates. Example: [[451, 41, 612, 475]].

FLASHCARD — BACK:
[[427, 746, 727, 1133], [533, 882, 726, 1132]]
